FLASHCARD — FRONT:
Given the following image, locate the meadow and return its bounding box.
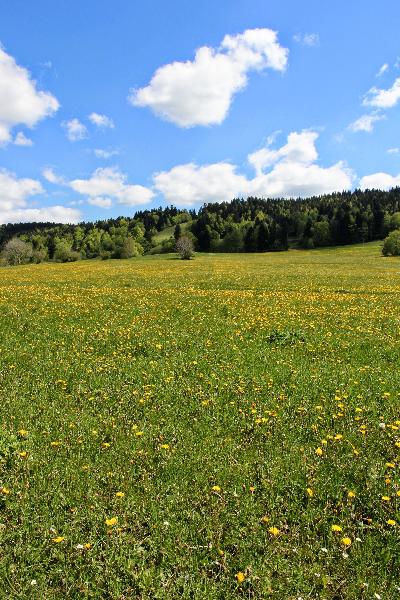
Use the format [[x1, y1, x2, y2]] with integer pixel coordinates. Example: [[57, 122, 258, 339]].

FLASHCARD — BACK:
[[0, 242, 399, 599]]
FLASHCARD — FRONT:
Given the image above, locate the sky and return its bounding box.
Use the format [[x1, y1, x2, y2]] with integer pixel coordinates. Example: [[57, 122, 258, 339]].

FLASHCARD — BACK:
[[1, 0, 400, 224]]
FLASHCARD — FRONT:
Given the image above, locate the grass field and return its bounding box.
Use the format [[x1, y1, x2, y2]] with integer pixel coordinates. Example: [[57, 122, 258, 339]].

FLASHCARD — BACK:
[[0, 242, 400, 599]]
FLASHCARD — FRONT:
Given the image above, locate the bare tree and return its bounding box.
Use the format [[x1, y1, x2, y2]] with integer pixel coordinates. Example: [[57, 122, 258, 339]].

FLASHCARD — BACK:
[[175, 236, 194, 260], [2, 238, 33, 266]]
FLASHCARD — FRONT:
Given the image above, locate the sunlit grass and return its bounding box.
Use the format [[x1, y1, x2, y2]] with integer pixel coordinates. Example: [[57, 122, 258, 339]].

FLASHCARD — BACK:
[[0, 242, 399, 598]]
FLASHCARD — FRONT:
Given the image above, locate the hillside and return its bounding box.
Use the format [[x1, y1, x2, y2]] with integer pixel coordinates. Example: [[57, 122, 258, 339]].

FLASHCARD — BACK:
[[1, 188, 400, 262]]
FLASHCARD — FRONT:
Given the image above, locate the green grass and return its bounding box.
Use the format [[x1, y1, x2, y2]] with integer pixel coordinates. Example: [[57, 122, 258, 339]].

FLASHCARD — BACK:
[[0, 242, 400, 599], [152, 220, 192, 244]]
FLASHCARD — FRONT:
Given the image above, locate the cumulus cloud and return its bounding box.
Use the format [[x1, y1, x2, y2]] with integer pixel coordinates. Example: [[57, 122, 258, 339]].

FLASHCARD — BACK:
[[248, 130, 318, 175], [359, 171, 400, 190], [87, 196, 113, 208], [387, 147, 400, 154], [153, 130, 353, 205], [0, 168, 79, 224], [70, 166, 154, 207], [63, 118, 88, 141], [0, 169, 43, 211], [293, 33, 320, 47], [154, 163, 249, 206], [348, 113, 385, 132], [13, 131, 33, 146], [0, 206, 81, 225], [363, 77, 400, 109], [88, 112, 114, 128], [130, 28, 288, 127], [0, 47, 59, 145]]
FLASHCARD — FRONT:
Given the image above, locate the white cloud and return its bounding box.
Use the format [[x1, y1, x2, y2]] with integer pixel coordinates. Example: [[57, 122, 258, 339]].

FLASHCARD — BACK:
[[0, 168, 79, 224], [249, 158, 352, 199], [70, 166, 154, 207], [0, 169, 43, 211], [248, 130, 318, 175], [130, 28, 288, 127], [359, 172, 400, 190], [42, 167, 66, 185], [153, 130, 353, 205], [387, 147, 400, 154], [88, 112, 114, 129], [376, 63, 389, 77], [0, 47, 59, 145], [0, 206, 81, 225], [87, 196, 113, 208], [363, 77, 400, 109], [293, 33, 319, 47], [348, 113, 385, 132], [154, 162, 249, 206], [94, 148, 119, 159], [13, 131, 33, 146], [63, 118, 88, 141]]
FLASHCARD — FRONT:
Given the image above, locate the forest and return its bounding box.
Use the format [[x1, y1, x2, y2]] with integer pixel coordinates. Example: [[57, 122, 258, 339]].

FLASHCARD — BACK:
[[1, 187, 400, 262]]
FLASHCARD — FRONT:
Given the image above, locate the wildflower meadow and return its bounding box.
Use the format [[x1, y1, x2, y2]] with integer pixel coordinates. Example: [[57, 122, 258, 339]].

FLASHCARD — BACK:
[[0, 242, 399, 598]]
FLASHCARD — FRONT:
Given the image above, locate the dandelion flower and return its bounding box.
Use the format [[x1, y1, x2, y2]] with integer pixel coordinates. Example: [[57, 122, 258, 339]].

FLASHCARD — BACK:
[[387, 519, 396, 526], [105, 517, 118, 527], [115, 492, 125, 498], [52, 536, 65, 543], [235, 572, 245, 584], [315, 447, 323, 456], [331, 524, 342, 532], [306, 488, 314, 497], [211, 485, 221, 492], [341, 537, 352, 546], [268, 526, 281, 536]]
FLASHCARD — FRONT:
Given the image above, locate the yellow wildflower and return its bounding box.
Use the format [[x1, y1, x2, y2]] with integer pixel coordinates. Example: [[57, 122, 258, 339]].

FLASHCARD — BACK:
[[268, 526, 281, 536], [341, 537, 352, 547], [235, 572, 245, 584], [331, 524, 342, 532], [52, 536, 65, 543], [315, 447, 323, 456], [105, 517, 118, 527]]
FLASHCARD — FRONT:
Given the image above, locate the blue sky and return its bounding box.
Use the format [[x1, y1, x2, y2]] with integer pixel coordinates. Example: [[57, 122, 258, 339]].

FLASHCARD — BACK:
[[1, 0, 400, 224]]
